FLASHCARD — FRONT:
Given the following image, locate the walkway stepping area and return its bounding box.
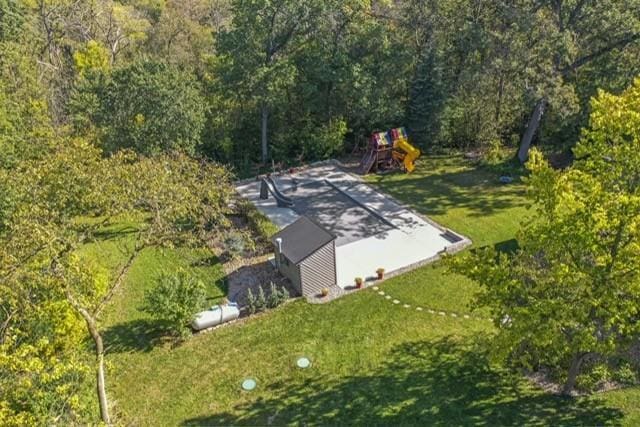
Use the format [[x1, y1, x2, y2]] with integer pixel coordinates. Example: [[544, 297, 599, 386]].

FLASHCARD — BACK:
[[370, 287, 490, 322]]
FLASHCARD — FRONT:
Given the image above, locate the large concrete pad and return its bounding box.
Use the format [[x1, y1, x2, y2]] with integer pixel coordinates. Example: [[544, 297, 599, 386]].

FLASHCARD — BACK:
[[235, 162, 470, 290], [289, 181, 393, 246]]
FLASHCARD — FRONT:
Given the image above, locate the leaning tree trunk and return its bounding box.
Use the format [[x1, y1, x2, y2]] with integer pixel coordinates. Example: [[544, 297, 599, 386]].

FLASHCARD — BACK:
[[77, 307, 111, 424], [260, 104, 269, 163], [517, 98, 546, 163], [563, 352, 587, 396]]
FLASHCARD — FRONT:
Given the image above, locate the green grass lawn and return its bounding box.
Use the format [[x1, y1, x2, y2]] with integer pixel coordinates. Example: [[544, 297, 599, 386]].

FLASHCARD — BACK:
[[82, 155, 640, 425]]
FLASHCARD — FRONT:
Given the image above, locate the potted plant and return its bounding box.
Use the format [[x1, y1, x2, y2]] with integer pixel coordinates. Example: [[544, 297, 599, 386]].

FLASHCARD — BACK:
[[376, 268, 385, 280], [321, 287, 329, 297], [355, 277, 364, 288]]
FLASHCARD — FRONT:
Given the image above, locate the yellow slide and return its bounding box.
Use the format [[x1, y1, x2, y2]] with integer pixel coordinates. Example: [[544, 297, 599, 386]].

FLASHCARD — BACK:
[[394, 138, 421, 173]]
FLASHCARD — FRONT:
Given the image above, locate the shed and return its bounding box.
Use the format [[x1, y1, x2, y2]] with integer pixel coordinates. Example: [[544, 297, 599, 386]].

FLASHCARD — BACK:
[[271, 216, 337, 297]]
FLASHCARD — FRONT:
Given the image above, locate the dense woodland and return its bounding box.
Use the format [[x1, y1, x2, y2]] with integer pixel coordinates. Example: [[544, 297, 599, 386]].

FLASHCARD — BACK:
[[2, 0, 640, 170], [1, 0, 640, 425]]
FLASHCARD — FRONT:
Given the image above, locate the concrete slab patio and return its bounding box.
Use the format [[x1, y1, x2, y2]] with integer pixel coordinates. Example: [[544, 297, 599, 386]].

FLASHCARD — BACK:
[[235, 161, 471, 294]]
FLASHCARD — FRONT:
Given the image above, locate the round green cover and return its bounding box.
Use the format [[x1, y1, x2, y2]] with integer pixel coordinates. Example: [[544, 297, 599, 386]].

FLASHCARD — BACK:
[[241, 378, 256, 391], [296, 357, 311, 369]]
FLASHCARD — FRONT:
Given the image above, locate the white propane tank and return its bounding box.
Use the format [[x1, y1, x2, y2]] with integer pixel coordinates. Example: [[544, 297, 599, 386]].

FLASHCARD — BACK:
[[192, 302, 240, 330]]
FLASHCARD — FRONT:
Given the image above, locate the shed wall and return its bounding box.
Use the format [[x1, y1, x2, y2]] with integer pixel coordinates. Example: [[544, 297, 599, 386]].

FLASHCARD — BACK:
[[299, 241, 336, 296], [276, 251, 302, 295]]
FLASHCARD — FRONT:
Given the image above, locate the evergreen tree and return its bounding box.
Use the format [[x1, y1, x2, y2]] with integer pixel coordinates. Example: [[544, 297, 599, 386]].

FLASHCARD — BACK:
[[407, 39, 443, 148]]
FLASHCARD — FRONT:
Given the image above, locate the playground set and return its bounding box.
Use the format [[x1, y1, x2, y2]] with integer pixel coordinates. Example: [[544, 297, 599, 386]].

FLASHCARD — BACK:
[[359, 127, 421, 175]]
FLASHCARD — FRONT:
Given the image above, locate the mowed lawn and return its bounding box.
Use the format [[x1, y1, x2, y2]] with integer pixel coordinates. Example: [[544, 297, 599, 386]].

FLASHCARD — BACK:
[[82, 156, 640, 425]]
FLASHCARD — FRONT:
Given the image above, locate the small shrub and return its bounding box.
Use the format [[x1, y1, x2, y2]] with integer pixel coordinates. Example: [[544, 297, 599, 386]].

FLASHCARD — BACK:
[[267, 282, 290, 308], [321, 288, 329, 297], [355, 277, 363, 288], [576, 364, 611, 392], [142, 271, 206, 339], [612, 363, 638, 386], [223, 230, 246, 258], [267, 282, 279, 308], [246, 288, 257, 314], [278, 285, 289, 302], [484, 139, 507, 165], [255, 286, 267, 312], [247, 283, 289, 314]]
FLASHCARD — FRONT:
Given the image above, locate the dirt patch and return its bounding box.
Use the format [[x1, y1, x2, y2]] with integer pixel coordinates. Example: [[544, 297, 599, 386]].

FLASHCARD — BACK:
[[224, 255, 294, 307]]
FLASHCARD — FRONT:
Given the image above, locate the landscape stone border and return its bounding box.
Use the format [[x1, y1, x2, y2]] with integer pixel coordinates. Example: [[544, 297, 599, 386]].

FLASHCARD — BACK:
[[370, 286, 492, 322]]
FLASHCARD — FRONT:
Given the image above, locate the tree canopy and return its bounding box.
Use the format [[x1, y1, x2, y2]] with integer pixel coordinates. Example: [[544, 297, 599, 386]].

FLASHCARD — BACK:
[[451, 78, 640, 395], [72, 59, 207, 155]]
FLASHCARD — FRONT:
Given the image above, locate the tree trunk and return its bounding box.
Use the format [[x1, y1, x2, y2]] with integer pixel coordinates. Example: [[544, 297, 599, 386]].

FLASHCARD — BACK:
[[495, 73, 504, 123], [261, 104, 269, 163], [517, 99, 546, 163], [76, 306, 111, 424], [563, 352, 587, 396], [96, 351, 109, 424]]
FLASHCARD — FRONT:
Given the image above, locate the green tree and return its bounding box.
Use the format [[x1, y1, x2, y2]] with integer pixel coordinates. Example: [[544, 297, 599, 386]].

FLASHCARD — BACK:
[[143, 271, 207, 339], [145, 0, 218, 71], [406, 39, 443, 147], [73, 40, 110, 77], [0, 41, 56, 169], [217, 0, 325, 162], [1, 136, 234, 423], [73, 60, 207, 155], [451, 79, 640, 395], [0, 0, 25, 42], [515, 0, 640, 162]]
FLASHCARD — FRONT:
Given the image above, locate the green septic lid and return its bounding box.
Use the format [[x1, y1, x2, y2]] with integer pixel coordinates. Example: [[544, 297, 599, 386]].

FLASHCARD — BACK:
[[296, 357, 311, 369], [241, 378, 256, 391]]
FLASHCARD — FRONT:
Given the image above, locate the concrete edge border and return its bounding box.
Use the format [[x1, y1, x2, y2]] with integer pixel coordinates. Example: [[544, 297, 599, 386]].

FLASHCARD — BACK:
[[329, 159, 472, 248], [233, 159, 338, 187], [306, 238, 471, 304]]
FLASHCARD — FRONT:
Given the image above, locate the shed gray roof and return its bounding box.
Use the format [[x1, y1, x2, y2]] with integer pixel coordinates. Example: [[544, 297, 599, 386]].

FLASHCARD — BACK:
[[271, 216, 336, 265]]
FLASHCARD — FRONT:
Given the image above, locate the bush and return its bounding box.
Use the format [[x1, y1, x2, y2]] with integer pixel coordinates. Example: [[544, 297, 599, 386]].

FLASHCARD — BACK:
[[142, 271, 207, 339], [266, 282, 290, 308], [484, 139, 508, 165], [223, 230, 248, 259], [278, 285, 290, 303], [612, 363, 638, 386], [238, 200, 279, 246], [576, 364, 611, 392], [302, 118, 348, 160], [255, 286, 267, 312], [270, 117, 347, 162], [266, 282, 280, 309], [246, 288, 257, 314], [247, 283, 289, 314]]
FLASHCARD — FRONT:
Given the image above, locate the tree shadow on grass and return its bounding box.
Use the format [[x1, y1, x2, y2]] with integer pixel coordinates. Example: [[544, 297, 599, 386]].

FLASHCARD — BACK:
[[91, 224, 141, 242], [374, 164, 528, 218], [494, 238, 520, 255], [182, 338, 623, 426], [103, 318, 170, 353]]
